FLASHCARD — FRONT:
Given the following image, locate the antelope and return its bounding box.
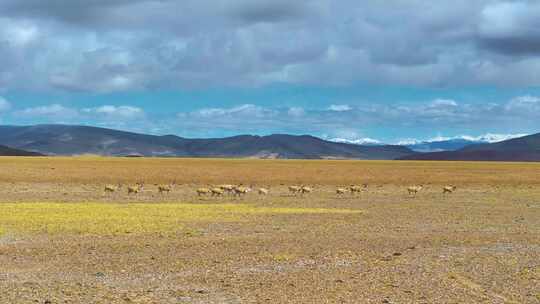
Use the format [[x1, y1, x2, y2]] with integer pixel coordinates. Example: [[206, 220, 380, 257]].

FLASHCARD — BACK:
[[233, 186, 252, 197], [104, 183, 122, 194], [407, 185, 423, 196], [258, 188, 269, 195], [443, 185, 457, 194], [350, 184, 367, 195], [157, 181, 175, 194], [127, 183, 144, 195], [288, 186, 302, 195], [211, 187, 225, 197], [336, 188, 347, 196], [300, 186, 313, 195], [196, 188, 211, 196], [218, 184, 235, 195]]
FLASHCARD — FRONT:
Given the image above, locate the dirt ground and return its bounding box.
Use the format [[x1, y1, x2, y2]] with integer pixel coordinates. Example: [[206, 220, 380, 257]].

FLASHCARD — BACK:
[[0, 157, 539, 303]]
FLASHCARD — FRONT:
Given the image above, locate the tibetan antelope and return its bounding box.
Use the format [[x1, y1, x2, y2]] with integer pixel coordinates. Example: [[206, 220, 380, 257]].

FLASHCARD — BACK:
[[300, 186, 313, 195], [157, 182, 175, 194], [288, 186, 302, 196], [336, 188, 347, 196], [104, 183, 122, 194], [218, 184, 235, 195], [211, 187, 225, 197], [350, 184, 367, 195], [233, 186, 252, 197], [127, 183, 144, 195], [443, 185, 457, 194], [407, 185, 423, 196], [196, 188, 211, 196]]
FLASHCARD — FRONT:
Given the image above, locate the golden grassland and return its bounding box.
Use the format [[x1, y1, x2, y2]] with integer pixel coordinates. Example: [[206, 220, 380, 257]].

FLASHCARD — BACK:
[[0, 202, 361, 236], [0, 157, 539, 303], [1, 156, 540, 185]]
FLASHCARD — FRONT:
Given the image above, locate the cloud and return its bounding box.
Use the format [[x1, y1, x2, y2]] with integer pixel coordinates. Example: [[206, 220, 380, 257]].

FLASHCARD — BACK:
[[13, 103, 146, 125], [330, 137, 381, 145], [16, 104, 79, 119], [459, 133, 529, 143], [478, 1, 540, 56], [504, 95, 540, 113], [192, 104, 277, 118], [287, 107, 305, 117], [396, 133, 529, 146], [0, 97, 11, 112], [82, 105, 145, 119], [1, 1, 540, 92], [430, 99, 458, 107], [328, 104, 352, 112]]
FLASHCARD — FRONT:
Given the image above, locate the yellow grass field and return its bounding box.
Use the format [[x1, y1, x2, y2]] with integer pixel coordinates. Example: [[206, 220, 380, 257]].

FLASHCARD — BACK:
[[0, 157, 539, 303]]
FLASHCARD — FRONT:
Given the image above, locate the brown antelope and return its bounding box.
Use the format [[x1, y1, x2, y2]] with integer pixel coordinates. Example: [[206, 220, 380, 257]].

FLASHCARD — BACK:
[[336, 188, 347, 196], [218, 184, 235, 195], [407, 185, 423, 196], [258, 188, 269, 195], [127, 182, 144, 195], [233, 186, 252, 197], [443, 185, 457, 194], [196, 188, 211, 196], [211, 187, 225, 197], [350, 184, 367, 195], [300, 186, 313, 195], [104, 183, 122, 194], [157, 182, 174, 194], [288, 186, 302, 195]]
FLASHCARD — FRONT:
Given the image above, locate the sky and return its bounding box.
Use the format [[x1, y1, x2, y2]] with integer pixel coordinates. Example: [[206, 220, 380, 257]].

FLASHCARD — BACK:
[[0, 0, 540, 143]]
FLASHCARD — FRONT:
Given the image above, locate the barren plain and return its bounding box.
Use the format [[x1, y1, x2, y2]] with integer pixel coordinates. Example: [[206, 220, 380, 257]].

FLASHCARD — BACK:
[[0, 157, 538, 303]]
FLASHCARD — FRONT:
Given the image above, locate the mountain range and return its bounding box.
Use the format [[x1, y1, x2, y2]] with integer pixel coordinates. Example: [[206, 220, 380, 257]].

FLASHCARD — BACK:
[[1, 124, 539, 161], [400, 133, 540, 161], [0, 125, 412, 159], [405, 138, 484, 152], [0, 144, 43, 156]]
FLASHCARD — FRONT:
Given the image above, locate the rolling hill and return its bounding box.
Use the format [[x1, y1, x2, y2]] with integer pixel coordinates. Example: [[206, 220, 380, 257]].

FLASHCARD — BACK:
[[0, 144, 43, 156], [0, 125, 414, 159], [406, 138, 483, 152], [400, 133, 540, 161]]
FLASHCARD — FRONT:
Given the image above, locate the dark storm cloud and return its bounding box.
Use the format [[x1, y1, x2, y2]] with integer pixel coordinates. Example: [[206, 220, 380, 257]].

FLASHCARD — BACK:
[[476, 1, 540, 56], [1, 0, 540, 92]]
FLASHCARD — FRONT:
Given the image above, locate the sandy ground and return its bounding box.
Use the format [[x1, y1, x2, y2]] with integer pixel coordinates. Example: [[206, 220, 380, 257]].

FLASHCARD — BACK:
[[0, 158, 539, 303]]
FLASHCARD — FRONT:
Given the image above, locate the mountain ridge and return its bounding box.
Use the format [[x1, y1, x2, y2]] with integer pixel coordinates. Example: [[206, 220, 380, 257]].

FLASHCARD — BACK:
[[0, 124, 413, 159], [400, 133, 540, 161]]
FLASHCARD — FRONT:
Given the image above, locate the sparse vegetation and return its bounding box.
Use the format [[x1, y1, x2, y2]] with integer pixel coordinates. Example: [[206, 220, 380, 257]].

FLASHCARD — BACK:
[[0, 157, 538, 303], [0, 202, 360, 236]]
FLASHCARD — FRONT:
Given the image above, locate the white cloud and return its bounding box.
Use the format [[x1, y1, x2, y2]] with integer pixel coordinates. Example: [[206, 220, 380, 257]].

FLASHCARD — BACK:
[[3, 23, 39, 46], [398, 133, 528, 145], [505, 95, 540, 112], [430, 99, 458, 107], [330, 137, 381, 145], [328, 104, 352, 112], [192, 104, 277, 118], [83, 105, 145, 119], [396, 138, 421, 145], [459, 133, 528, 143], [287, 107, 305, 117], [17, 104, 79, 119], [0, 97, 11, 112]]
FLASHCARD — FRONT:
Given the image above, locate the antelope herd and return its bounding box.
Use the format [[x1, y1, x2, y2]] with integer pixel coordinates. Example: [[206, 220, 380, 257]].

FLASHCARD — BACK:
[[103, 182, 457, 198]]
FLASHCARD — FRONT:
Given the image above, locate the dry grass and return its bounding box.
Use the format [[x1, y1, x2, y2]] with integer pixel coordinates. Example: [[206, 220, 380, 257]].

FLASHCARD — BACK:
[[1, 156, 540, 185], [0, 157, 538, 303], [0, 202, 360, 236]]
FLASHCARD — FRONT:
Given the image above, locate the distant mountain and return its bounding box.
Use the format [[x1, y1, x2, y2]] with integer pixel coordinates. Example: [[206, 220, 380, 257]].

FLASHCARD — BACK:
[[0, 125, 414, 159], [400, 133, 540, 161], [406, 138, 483, 152], [0, 144, 43, 156]]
